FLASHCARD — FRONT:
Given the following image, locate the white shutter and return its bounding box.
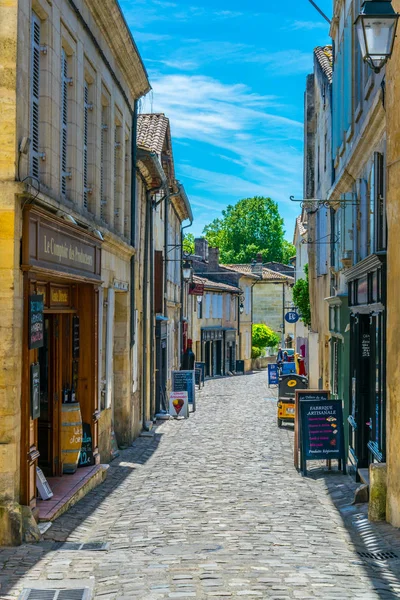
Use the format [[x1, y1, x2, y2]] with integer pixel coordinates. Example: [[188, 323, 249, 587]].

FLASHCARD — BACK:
[[225, 294, 230, 321], [30, 13, 41, 179], [83, 82, 89, 208], [61, 49, 68, 196], [205, 293, 211, 318], [218, 295, 223, 318]]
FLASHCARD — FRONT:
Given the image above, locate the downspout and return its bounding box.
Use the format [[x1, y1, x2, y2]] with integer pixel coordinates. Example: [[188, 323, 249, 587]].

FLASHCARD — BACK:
[[181, 219, 193, 363], [130, 100, 138, 348], [164, 194, 169, 317], [149, 197, 155, 420], [238, 295, 241, 360], [142, 192, 151, 431]]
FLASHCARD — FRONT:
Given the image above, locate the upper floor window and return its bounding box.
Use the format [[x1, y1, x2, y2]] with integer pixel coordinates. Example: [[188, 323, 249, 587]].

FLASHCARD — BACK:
[[114, 119, 122, 232], [83, 80, 94, 209], [100, 95, 110, 222], [30, 13, 42, 180]]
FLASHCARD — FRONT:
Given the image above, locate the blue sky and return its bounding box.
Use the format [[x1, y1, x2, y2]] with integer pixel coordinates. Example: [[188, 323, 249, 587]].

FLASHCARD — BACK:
[[120, 0, 332, 241]]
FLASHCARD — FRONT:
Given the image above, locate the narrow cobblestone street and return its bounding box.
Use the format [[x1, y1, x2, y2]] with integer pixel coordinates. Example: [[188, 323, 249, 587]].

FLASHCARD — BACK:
[[3, 372, 400, 599]]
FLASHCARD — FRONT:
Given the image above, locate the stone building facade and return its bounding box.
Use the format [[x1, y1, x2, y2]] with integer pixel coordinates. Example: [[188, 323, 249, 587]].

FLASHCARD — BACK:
[[0, 0, 150, 544]]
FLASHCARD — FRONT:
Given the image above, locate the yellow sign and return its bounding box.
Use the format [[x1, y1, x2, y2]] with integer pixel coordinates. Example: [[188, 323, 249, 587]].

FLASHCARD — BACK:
[[50, 287, 70, 306], [287, 379, 298, 387]]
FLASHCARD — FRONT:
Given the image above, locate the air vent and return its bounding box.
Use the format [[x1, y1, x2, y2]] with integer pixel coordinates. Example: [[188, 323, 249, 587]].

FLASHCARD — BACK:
[[52, 541, 109, 552], [19, 589, 91, 600]]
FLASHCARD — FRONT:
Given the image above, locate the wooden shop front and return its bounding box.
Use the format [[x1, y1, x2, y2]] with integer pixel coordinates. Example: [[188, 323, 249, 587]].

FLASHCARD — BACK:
[[20, 207, 102, 515]]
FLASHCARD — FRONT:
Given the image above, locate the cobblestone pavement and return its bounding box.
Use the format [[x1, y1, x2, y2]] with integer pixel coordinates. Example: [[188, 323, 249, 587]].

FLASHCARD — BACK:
[[3, 372, 400, 599]]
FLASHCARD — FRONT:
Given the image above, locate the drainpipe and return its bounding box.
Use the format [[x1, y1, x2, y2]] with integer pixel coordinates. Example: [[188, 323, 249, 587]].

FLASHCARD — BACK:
[[238, 294, 241, 361], [149, 197, 155, 420], [181, 218, 193, 363], [130, 100, 138, 349]]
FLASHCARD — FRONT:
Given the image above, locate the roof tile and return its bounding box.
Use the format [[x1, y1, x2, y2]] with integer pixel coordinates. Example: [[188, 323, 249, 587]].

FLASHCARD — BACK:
[[137, 113, 169, 154]]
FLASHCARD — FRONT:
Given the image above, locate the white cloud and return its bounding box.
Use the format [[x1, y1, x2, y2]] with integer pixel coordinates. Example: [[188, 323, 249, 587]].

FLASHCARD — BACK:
[[288, 20, 329, 31]]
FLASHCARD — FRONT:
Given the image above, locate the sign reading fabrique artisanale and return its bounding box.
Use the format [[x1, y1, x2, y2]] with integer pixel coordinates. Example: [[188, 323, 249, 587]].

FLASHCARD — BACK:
[[23, 208, 101, 280]]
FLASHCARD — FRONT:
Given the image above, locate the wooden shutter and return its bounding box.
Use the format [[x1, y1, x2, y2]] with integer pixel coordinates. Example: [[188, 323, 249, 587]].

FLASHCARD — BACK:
[[374, 152, 385, 251], [31, 13, 41, 180], [61, 49, 68, 196], [83, 82, 89, 208], [154, 251, 164, 314]]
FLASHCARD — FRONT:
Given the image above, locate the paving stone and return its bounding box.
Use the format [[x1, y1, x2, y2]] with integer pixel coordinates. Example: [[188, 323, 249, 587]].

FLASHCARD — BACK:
[[2, 373, 400, 598]]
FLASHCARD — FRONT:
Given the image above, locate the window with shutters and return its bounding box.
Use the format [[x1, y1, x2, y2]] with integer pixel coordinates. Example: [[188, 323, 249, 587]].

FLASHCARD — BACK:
[[205, 294, 211, 318], [100, 99, 110, 222], [30, 13, 41, 180], [61, 49, 71, 197], [374, 152, 386, 251], [225, 294, 230, 321], [114, 119, 123, 232]]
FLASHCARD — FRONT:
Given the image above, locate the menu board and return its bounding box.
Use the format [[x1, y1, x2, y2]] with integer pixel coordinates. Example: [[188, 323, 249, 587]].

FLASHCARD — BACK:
[[195, 369, 201, 388], [172, 370, 196, 410], [268, 364, 279, 386], [78, 422, 93, 467], [294, 390, 329, 469], [28, 294, 44, 349], [30, 363, 40, 420], [298, 394, 346, 475]]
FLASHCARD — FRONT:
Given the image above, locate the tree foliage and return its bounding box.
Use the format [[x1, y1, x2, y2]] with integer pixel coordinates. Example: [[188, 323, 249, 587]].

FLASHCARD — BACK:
[[251, 346, 262, 359], [203, 196, 295, 264], [292, 264, 311, 327], [182, 233, 195, 255], [282, 240, 296, 264], [252, 324, 280, 350]]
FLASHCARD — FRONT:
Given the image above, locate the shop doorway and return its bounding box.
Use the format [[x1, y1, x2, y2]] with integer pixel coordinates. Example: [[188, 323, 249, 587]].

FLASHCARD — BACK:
[[37, 315, 60, 477]]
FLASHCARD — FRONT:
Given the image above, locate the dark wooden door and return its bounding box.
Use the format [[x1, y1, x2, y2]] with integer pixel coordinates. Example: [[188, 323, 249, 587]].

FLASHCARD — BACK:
[[38, 315, 62, 476]]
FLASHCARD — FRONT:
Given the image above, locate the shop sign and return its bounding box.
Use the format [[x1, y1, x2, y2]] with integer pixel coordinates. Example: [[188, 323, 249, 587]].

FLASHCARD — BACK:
[[78, 423, 93, 467], [28, 294, 44, 349], [285, 311, 300, 323], [50, 285, 70, 307], [268, 363, 279, 386], [169, 391, 189, 418], [113, 279, 129, 291], [189, 282, 204, 296], [296, 391, 346, 476], [24, 209, 101, 280], [172, 370, 196, 409]]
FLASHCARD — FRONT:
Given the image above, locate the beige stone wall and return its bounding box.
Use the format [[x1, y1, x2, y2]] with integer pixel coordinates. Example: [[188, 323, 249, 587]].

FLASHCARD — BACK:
[[385, 2, 400, 526], [0, 0, 24, 543], [253, 281, 293, 338]]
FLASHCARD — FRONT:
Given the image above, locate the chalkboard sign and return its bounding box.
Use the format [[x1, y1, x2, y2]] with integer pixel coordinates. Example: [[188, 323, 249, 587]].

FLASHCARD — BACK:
[[195, 369, 201, 388], [78, 422, 93, 467], [30, 363, 40, 420], [298, 394, 346, 475], [294, 390, 330, 469], [73, 315, 80, 359], [268, 364, 279, 386], [172, 370, 196, 411], [195, 362, 205, 385], [28, 294, 44, 349]]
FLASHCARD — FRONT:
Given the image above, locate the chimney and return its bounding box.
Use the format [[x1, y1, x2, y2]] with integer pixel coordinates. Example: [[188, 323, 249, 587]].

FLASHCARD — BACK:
[[195, 238, 208, 262], [208, 247, 220, 270], [251, 253, 263, 274]]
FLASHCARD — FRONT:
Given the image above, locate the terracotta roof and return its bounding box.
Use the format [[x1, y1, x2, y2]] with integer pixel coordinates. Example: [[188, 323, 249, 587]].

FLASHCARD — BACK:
[[193, 275, 241, 293], [222, 264, 294, 282], [296, 215, 307, 237], [314, 45, 333, 83], [137, 113, 169, 154]]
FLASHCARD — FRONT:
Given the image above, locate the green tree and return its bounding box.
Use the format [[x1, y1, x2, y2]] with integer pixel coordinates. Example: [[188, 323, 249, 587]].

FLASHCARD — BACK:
[[203, 196, 295, 264], [292, 264, 311, 327], [252, 324, 280, 350], [282, 240, 296, 264], [182, 233, 195, 255]]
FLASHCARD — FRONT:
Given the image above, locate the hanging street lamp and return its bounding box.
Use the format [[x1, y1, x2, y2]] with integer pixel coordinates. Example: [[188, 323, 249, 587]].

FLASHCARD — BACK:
[[182, 259, 193, 282], [355, 0, 399, 73]]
